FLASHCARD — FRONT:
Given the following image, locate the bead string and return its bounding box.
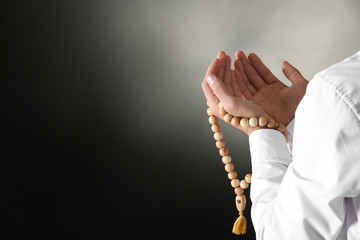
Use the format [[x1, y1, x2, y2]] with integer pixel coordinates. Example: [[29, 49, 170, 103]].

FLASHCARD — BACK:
[[207, 102, 289, 235]]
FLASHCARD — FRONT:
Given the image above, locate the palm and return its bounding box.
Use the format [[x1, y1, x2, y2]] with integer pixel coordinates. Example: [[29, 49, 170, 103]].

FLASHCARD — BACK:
[[233, 51, 308, 126], [250, 82, 297, 125]]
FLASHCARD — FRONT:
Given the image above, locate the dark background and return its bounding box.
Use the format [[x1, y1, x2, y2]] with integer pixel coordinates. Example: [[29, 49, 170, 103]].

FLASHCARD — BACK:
[[3, 0, 360, 239]]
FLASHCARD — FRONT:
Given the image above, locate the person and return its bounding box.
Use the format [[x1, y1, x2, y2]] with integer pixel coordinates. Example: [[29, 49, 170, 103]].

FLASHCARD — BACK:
[[201, 50, 360, 239]]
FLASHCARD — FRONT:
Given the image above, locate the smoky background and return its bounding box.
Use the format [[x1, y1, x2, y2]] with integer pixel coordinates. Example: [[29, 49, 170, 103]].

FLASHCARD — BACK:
[[3, 0, 360, 239]]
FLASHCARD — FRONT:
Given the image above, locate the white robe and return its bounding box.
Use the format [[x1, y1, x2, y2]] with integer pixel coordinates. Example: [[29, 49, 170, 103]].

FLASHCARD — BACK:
[[249, 51, 360, 240]]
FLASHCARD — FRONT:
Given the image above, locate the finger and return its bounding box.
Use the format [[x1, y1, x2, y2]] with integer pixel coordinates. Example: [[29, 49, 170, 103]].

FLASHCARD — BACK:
[[202, 58, 221, 108], [206, 75, 233, 109], [233, 69, 253, 100], [231, 70, 243, 99], [248, 53, 279, 84], [217, 51, 226, 81], [282, 61, 308, 85], [235, 50, 249, 63], [217, 50, 226, 59], [202, 81, 219, 113], [236, 51, 267, 90], [207, 75, 267, 118], [224, 55, 233, 95], [234, 58, 257, 95]]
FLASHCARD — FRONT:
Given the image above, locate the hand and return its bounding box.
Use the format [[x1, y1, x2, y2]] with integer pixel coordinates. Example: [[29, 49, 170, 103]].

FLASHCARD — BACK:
[[202, 51, 270, 136], [234, 51, 308, 126]]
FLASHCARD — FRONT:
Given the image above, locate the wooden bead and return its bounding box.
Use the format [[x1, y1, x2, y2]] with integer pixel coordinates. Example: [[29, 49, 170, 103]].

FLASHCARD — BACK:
[[213, 132, 223, 140], [222, 155, 231, 164], [219, 147, 229, 156], [209, 115, 218, 124], [259, 117, 267, 127], [234, 187, 244, 195], [267, 118, 275, 128], [218, 102, 224, 109], [277, 123, 285, 133], [245, 174, 252, 184], [235, 194, 246, 212], [216, 140, 225, 149], [249, 117, 258, 127], [224, 163, 234, 172], [240, 118, 249, 127], [224, 114, 233, 123], [231, 117, 240, 127], [231, 179, 240, 188], [228, 171, 238, 180], [240, 180, 249, 189], [211, 123, 221, 132], [207, 108, 212, 116], [219, 107, 227, 117]]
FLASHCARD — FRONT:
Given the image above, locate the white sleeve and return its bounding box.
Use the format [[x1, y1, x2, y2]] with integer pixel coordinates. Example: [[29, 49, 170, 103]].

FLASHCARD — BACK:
[[285, 118, 295, 154], [249, 129, 292, 239], [248, 78, 360, 239]]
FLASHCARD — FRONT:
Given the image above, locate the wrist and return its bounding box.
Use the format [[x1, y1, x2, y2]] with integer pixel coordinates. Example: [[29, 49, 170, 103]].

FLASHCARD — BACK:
[[246, 127, 289, 142], [238, 120, 289, 142], [211, 102, 290, 142], [242, 126, 263, 137]]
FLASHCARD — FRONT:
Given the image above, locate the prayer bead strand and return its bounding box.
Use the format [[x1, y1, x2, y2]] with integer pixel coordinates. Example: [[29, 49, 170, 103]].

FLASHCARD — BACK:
[[217, 103, 289, 141], [207, 102, 289, 235]]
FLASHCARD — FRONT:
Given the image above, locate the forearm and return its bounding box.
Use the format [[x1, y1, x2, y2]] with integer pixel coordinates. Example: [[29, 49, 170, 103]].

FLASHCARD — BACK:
[[249, 129, 292, 239]]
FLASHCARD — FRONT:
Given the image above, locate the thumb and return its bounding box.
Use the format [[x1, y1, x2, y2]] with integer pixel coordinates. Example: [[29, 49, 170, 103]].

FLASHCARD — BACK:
[[206, 75, 233, 107], [282, 61, 307, 85], [207, 75, 267, 118]]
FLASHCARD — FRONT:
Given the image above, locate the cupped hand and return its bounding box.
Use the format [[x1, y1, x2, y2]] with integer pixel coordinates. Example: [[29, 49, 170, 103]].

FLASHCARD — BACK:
[[234, 51, 308, 126], [201, 51, 270, 136]]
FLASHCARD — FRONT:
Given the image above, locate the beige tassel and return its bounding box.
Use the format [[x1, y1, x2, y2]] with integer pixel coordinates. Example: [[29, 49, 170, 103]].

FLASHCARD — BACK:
[[232, 211, 247, 235], [233, 194, 247, 235]]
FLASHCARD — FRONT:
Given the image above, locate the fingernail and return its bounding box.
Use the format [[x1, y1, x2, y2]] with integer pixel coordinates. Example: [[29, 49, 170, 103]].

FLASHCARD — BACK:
[[207, 75, 216, 86], [282, 60, 288, 69]]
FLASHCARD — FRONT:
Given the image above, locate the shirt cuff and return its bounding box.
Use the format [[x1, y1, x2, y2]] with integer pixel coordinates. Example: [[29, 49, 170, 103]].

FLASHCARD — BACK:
[[286, 118, 295, 136], [249, 129, 293, 168], [286, 118, 295, 154]]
